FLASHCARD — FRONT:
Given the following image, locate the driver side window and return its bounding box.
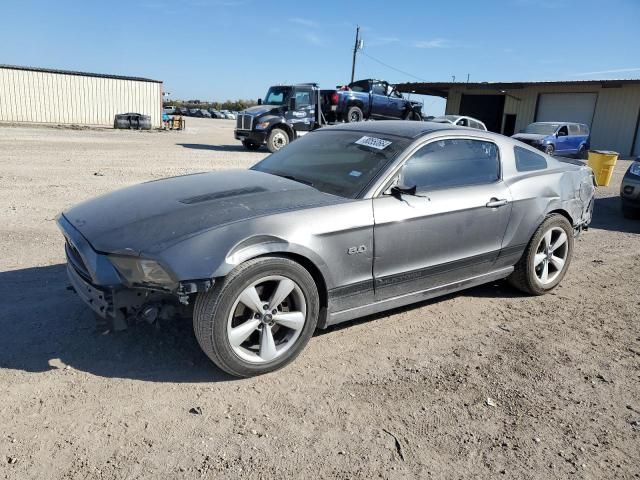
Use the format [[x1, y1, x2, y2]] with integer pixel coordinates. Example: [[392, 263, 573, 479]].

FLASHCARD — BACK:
[[372, 82, 387, 96], [557, 126, 569, 136], [400, 139, 500, 191]]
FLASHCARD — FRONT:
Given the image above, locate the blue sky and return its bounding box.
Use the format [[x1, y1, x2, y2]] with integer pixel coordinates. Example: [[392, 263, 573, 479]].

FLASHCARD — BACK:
[[2, 0, 639, 115]]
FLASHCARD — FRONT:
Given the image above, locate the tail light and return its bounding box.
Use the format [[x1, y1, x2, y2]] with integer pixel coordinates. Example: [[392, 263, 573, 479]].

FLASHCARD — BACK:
[[331, 92, 339, 105]]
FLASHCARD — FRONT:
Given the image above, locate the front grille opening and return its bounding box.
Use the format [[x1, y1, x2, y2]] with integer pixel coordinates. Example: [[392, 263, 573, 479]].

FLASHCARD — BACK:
[[65, 241, 91, 281]]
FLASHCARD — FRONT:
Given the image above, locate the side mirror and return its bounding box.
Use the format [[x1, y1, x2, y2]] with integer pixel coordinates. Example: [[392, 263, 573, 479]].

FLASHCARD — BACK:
[[386, 184, 417, 199], [257, 98, 262, 105], [288, 97, 297, 110]]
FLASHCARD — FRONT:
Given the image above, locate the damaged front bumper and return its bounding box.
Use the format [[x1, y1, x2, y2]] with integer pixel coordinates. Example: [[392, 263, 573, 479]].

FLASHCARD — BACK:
[[57, 215, 210, 330]]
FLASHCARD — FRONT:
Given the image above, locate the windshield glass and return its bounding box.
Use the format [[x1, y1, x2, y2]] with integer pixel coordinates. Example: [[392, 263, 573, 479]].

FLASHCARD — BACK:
[[251, 130, 410, 198], [264, 86, 292, 106], [523, 123, 559, 135]]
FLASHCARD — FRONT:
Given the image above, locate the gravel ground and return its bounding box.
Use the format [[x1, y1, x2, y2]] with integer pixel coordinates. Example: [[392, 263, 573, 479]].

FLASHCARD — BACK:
[[1, 118, 639, 480]]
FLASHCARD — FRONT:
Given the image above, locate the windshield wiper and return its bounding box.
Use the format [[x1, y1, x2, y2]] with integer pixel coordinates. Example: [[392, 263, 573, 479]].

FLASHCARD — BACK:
[[271, 173, 314, 187]]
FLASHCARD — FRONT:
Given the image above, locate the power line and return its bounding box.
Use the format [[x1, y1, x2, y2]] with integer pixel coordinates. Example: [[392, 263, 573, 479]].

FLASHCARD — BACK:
[[358, 51, 428, 82]]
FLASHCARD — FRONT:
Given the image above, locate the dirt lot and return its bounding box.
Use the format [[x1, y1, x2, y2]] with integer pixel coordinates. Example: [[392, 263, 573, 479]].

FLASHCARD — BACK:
[[1, 118, 639, 480]]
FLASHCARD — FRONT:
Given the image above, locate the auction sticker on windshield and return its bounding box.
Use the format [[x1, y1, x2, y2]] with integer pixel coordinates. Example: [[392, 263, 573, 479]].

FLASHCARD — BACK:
[[355, 136, 392, 150]]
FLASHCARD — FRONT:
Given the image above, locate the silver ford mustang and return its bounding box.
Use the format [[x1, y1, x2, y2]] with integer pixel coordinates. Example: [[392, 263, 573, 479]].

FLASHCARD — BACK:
[[58, 121, 596, 377]]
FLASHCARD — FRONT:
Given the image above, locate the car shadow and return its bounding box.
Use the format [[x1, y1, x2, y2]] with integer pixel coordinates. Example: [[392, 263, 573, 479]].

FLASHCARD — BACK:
[[591, 196, 640, 234], [176, 143, 264, 153], [0, 264, 236, 383]]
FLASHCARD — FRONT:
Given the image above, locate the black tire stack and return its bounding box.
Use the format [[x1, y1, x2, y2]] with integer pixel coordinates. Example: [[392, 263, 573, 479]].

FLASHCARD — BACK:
[[113, 113, 152, 130]]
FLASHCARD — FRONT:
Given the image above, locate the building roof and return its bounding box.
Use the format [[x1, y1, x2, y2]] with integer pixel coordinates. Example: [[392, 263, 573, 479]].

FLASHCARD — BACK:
[[0, 64, 162, 84], [396, 79, 640, 97]]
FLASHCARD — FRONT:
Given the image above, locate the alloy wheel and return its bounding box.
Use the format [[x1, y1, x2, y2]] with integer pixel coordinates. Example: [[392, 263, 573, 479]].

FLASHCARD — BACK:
[[226, 275, 306, 364], [533, 226, 569, 286]]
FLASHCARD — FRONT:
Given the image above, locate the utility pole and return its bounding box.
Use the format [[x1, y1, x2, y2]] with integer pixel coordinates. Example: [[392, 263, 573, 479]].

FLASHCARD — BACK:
[[351, 26, 362, 84]]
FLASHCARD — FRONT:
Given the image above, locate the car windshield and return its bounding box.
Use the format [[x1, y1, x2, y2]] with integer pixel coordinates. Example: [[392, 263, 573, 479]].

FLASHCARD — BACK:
[[264, 86, 291, 106], [523, 123, 559, 135], [251, 130, 410, 198]]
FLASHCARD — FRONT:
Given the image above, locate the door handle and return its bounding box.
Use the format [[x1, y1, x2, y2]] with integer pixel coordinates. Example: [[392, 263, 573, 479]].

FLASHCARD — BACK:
[[486, 198, 508, 208]]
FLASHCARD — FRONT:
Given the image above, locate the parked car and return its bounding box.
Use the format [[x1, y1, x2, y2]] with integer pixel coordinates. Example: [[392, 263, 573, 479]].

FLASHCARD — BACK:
[[332, 79, 422, 122], [221, 110, 236, 120], [621, 157, 640, 218], [430, 115, 487, 131], [174, 107, 189, 116], [58, 120, 595, 377], [193, 109, 212, 118], [208, 109, 224, 119], [512, 122, 590, 158], [163, 106, 176, 115]]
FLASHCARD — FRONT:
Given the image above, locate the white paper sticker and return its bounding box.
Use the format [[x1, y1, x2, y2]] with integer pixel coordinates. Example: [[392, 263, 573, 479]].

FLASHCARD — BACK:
[[349, 170, 362, 177], [354, 136, 392, 150]]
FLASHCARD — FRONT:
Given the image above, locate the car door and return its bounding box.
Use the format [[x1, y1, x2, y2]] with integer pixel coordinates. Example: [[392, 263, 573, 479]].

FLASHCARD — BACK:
[[386, 84, 406, 119], [285, 87, 315, 134], [567, 124, 581, 153], [372, 137, 513, 300], [371, 81, 389, 119], [554, 125, 570, 154]]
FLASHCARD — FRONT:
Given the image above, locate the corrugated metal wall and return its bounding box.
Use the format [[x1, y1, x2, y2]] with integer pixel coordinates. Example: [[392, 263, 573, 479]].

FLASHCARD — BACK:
[[0, 67, 162, 128], [445, 84, 640, 155]]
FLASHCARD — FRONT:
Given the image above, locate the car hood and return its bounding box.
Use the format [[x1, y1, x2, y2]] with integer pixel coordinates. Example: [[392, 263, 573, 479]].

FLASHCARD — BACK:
[[63, 169, 345, 255], [242, 105, 284, 117], [512, 133, 547, 141]]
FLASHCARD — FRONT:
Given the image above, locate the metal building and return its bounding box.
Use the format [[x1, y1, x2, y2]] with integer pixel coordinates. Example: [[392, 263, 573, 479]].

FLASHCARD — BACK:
[[0, 65, 162, 128], [397, 80, 640, 156]]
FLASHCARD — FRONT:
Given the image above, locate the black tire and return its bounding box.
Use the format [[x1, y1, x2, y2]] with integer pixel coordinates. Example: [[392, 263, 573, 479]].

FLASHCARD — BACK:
[[577, 145, 588, 159], [544, 144, 555, 155], [345, 105, 364, 123], [266, 128, 289, 153], [405, 110, 422, 121], [193, 256, 320, 377], [508, 214, 574, 296], [242, 140, 260, 151]]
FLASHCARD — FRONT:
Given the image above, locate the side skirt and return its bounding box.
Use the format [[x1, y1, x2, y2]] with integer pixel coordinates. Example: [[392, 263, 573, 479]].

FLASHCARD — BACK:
[[326, 266, 514, 326]]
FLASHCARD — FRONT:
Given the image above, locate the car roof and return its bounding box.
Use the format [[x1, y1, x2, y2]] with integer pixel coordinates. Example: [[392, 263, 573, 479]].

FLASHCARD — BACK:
[[320, 120, 458, 139], [531, 121, 586, 126]]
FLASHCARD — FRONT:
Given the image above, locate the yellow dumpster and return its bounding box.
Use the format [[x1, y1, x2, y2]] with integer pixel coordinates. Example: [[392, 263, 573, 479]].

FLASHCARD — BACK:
[[587, 150, 618, 187]]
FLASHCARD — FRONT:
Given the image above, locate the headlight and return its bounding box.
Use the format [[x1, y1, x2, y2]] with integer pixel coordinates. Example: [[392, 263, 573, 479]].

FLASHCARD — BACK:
[[255, 122, 270, 130], [109, 256, 176, 289], [629, 162, 640, 177]]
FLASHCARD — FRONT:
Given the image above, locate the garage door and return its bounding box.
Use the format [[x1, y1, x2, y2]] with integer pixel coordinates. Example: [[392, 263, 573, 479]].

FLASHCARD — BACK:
[[536, 93, 598, 127]]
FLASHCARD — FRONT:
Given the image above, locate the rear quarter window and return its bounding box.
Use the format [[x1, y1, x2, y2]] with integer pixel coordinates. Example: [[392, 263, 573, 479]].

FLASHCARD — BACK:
[[568, 124, 580, 135], [514, 146, 547, 172]]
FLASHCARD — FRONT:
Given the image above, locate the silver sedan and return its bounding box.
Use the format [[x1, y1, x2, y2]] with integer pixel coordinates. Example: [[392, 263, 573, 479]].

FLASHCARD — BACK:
[[58, 121, 596, 377]]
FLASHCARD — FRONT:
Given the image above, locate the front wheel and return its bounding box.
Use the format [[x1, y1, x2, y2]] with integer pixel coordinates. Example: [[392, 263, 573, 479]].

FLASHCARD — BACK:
[[508, 214, 574, 295], [405, 110, 422, 121], [193, 257, 319, 377], [544, 144, 555, 155], [266, 128, 289, 153]]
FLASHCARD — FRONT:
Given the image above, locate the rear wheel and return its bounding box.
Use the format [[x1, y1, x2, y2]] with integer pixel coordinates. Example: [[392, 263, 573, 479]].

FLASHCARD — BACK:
[[345, 105, 364, 123], [242, 140, 260, 151], [266, 128, 289, 153], [193, 257, 319, 377], [577, 144, 588, 159], [508, 214, 574, 295]]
